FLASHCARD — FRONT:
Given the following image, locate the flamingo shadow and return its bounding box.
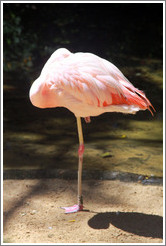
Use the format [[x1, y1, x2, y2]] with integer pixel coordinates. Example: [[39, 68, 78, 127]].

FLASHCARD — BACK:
[[88, 211, 163, 239]]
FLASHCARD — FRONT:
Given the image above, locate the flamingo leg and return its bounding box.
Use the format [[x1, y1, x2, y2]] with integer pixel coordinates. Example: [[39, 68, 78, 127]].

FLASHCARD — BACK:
[[77, 116, 84, 210], [61, 117, 84, 213]]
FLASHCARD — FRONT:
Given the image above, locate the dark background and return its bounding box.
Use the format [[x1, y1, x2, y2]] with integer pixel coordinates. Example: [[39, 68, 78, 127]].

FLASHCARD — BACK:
[[4, 2, 163, 75]]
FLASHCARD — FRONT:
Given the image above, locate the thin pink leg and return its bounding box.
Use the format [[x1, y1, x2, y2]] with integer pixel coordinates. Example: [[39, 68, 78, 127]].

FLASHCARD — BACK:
[[61, 117, 84, 214], [61, 144, 84, 213], [77, 143, 84, 210]]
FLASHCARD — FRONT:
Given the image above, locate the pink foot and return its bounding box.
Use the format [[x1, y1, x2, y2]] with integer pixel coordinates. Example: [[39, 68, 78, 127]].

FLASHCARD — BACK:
[[84, 117, 91, 123], [61, 204, 83, 213]]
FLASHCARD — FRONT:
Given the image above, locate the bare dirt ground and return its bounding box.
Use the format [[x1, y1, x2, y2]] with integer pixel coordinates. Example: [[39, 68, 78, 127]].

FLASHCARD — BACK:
[[3, 178, 163, 244]]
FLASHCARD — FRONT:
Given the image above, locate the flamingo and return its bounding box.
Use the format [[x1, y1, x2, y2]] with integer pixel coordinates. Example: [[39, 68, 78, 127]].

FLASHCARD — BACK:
[[29, 48, 155, 213]]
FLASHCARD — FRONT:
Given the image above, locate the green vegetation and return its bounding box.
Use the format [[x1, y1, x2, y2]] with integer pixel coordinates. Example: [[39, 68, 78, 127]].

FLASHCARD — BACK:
[[3, 3, 163, 74]]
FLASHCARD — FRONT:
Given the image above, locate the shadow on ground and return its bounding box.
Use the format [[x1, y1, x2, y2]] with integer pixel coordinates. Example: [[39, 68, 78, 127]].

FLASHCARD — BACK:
[[88, 211, 163, 238]]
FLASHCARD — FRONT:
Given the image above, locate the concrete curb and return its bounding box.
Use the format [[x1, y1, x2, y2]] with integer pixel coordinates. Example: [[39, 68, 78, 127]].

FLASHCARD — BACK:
[[3, 168, 163, 185]]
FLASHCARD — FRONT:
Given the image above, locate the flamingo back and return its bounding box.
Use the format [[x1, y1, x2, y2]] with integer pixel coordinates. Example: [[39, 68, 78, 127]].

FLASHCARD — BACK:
[[29, 48, 155, 117]]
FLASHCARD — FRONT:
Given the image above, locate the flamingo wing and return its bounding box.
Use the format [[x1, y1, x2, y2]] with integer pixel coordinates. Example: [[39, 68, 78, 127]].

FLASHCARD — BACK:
[[41, 52, 154, 115]]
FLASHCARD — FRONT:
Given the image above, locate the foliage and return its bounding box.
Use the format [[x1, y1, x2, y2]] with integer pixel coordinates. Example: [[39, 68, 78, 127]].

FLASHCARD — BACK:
[[4, 6, 35, 72], [3, 3, 163, 73]]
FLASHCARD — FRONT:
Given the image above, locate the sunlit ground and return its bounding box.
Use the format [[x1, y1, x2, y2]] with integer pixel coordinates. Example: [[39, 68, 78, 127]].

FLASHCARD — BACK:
[[3, 56, 163, 177]]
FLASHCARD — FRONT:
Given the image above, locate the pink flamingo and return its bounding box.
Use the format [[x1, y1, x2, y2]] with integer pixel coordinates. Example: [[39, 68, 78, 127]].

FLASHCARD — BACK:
[[29, 48, 155, 213]]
